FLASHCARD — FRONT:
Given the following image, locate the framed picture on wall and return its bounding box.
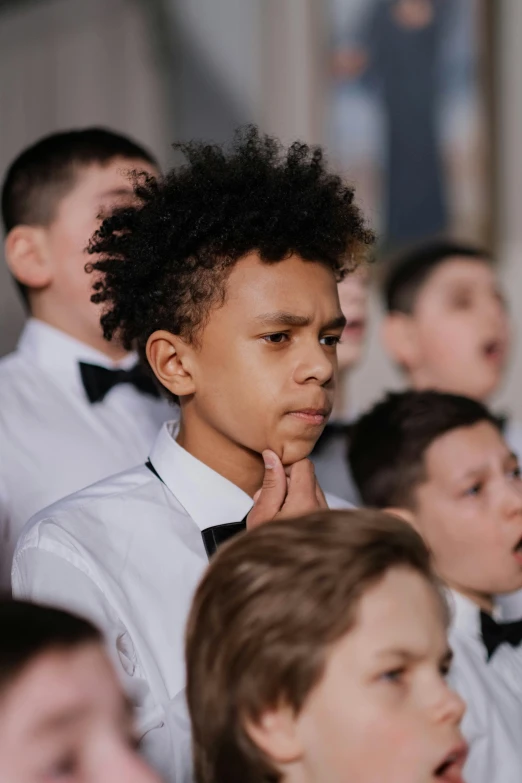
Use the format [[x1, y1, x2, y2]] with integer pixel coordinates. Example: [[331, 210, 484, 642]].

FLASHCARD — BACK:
[[326, 0, 494, 251]]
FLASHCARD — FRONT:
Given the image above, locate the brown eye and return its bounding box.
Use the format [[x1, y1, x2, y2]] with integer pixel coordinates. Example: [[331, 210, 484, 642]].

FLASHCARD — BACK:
[[263, 333, 288, 344]]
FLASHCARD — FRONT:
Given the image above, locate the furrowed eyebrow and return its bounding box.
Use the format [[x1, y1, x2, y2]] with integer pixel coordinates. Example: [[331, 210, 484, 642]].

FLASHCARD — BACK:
[[323, 314, 347, 331], [254, 312, 347, 330], [254, 312, 311, 327]]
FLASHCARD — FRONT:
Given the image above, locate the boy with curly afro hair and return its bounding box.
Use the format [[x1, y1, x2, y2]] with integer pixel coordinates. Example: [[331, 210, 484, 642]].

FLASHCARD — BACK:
[[13, 127, 373, 783]]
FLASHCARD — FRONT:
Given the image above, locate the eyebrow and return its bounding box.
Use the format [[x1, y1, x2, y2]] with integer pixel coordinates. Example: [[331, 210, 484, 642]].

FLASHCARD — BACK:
[[456, 451, 518, 482], [31, 705, 90, 737], [254, 311, 347, 330], [376, 647, 453, 666], [31, 695, 134, 738]]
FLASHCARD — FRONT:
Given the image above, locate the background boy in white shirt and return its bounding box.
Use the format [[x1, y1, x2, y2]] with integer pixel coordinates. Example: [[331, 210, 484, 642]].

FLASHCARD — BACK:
[[13, 127, 373, 782], [0, 128, 173, 586], [186, 509, 467, 783], [349, 390, 522, 783]]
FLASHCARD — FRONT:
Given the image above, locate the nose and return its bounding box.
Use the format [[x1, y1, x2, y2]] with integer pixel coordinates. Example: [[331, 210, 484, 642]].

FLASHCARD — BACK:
[[293, 339, 335, 387], [502, 474, 522, 517], [432, 680, 466, 727], [486, 292, 509, 329]]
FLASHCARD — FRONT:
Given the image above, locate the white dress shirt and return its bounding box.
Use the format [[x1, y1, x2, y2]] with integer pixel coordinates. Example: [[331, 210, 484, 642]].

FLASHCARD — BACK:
[[0, 318, 174, 588], [12, 421, 350, 783], [447, 590, 522, 783]]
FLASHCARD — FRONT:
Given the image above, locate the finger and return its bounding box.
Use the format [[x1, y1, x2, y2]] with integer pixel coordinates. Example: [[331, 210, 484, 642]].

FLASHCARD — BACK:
[[315, 478, 328, 509], [247, 450, 287, 529], [286, 459, 317, 502], [281, 459, 321, 516]]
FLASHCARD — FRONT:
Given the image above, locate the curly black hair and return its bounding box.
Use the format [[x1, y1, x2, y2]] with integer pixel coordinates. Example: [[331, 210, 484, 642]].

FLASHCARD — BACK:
[[88, 126, 374, 362]]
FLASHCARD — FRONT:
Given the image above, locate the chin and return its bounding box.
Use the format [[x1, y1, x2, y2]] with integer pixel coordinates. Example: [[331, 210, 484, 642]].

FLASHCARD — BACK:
[[279, 438, 317, 466]]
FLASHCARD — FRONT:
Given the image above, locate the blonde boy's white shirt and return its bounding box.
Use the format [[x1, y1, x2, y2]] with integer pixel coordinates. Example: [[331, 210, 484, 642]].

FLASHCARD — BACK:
[[0, 318, 174, 588], [12, 420, 350, 783], [447, 589, 522, 783]]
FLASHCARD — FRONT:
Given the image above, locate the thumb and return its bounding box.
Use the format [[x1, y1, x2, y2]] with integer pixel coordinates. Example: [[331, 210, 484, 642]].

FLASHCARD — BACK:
[[247, 450, 287, 529]]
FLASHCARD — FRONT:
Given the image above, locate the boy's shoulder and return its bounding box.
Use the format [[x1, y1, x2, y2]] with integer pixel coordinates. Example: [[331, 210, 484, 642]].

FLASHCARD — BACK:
[[14, 462, 182, 560], [325, 492, 355, 510]]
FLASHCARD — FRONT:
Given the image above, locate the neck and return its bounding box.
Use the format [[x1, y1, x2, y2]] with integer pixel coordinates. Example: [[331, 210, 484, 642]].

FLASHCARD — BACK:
[[448, 581, 494, 615], [30, 307, 128, 362], [176, 407, 265, 498]]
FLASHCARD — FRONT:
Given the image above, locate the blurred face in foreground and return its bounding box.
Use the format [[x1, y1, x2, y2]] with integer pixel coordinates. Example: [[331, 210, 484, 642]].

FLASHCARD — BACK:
[[250, 567, 467, 783], [0, 642, 160, 783]]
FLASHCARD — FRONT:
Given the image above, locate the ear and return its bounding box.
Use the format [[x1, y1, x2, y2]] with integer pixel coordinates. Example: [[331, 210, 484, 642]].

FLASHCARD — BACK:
[[245, 705, 303, 767], [384, 506, 421, 533], [146, 330, 197, 398], [381, 313, 419, 370], [4, 225, 53, 290]]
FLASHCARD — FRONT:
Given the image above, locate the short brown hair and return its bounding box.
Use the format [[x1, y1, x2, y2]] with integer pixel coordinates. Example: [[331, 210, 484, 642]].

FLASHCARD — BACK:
[[349, 391, 502, 510], [186, 509, 442, 783]]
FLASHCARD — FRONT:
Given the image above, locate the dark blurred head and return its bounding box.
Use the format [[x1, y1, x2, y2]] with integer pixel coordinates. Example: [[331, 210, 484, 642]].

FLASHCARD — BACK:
[[381, 241, 510, 401]]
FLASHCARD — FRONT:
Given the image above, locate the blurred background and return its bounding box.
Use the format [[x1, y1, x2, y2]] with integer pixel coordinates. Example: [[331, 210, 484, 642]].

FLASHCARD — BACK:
[[0, 0, 521, 416]]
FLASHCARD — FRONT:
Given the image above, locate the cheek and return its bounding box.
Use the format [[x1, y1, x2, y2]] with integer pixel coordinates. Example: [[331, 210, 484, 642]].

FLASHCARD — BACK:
[[419, 318, 473, 366], [306, 703, 430, 783]]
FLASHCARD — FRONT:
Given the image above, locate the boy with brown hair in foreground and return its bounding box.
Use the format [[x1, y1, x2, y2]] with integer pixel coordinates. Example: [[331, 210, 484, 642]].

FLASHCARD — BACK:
[[186, 509, 467, 783]]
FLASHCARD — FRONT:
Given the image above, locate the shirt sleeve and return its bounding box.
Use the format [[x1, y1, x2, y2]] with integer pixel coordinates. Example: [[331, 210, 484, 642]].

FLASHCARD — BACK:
[[0, 470, 11, 592], [12, 547, 192, 783]]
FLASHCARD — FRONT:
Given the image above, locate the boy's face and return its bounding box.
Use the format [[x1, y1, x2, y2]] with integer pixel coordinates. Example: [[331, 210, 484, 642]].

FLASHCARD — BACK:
[[413, 421, 522, 601], [387, 258, 510, 401], [182, 253, 345, 465], [288, 567, 466, 783], [336, 266, 369, 372], [39, 157, 157, 350], [0, 643, 159, 783]]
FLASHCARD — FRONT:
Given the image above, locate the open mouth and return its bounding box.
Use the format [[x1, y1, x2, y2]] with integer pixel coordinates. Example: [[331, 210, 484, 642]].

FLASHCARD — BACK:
[[433, 744, 467, 782], [482, 338, 505, 364], [342, 317, 366, 340], [513, 536, 522, 564]]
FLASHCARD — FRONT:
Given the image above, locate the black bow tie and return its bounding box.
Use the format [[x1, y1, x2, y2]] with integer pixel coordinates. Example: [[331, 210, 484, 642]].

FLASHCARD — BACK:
[[145, 460, 249, 558], [480, 611, 522, 660], [79, 361, 161, 404]]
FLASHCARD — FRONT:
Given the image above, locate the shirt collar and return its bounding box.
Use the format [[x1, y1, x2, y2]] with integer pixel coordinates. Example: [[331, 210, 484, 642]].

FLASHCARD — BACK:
[[17, 319, 139, 396], [148, 421, 253, 531], [447, 589, 503, 638]]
